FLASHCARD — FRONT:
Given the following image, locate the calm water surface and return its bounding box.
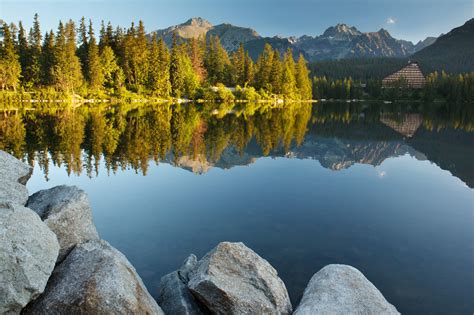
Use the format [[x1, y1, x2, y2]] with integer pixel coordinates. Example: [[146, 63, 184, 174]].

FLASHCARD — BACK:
[[2, 101, 473, 314]]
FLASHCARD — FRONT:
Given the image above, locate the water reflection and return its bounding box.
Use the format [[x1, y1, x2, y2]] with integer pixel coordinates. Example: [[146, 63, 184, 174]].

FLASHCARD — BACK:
[[1, 101, 473, 186]]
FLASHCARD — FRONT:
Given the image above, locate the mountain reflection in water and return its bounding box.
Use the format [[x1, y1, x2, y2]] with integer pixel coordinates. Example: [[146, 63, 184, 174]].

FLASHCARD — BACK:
[[1, 101, 473, 187]]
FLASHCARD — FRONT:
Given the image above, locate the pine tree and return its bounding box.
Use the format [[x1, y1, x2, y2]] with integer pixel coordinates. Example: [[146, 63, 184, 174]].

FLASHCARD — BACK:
[[270, 50, 282, 93], [135, 20, 149, 88], [28, 13, 42, 86], [77, 17, 88, 77], [295, 54, 312, 99], [87, 20, 103, 89], [231, 43, 246, 86], [148, 34, 171, 97], [100, 45, 119, 88], [243, 51, 254, 86], [205, 35, 230, 85], [17, 21, 31, 87], [281, 49, 297, 99], [254, 43, 274, 90], [170, 33, 185, 98], [51, 20, 83, 92], [0, 23, 22, 91], [41, 30, 55, 85]]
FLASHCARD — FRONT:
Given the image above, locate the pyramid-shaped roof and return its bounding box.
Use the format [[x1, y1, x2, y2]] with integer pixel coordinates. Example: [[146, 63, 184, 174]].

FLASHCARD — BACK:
[[382, 62, 426, 88]]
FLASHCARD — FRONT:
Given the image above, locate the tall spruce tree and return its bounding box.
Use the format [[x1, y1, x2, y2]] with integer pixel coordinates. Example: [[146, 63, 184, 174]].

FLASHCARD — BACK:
[[51, 20, 83, 92], [148, 34, 171, 97], [295, 54, 312, 99], [28, 13, 42, 86], [17, 21, 30, 87], [100, 45, 119, 89], [87, 20, 103, 89], [170, 33, 185, 98], [0, 23, 21, 91], [41, 30, 55, 85]]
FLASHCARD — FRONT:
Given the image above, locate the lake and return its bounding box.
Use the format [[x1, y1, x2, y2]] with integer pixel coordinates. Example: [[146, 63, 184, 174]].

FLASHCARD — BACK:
[[1, 101, 473, 314]]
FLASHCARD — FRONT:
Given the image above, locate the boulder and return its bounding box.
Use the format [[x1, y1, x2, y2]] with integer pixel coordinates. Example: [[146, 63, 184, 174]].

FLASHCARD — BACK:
[[23, 239, 164, 315], [187, 242, 292, 315], [27, 185, 99, 262], [158, 254, 205, 315], [294, 264, 400, 315], [0, 150, 32, 205], [0, 202, 59, 314]]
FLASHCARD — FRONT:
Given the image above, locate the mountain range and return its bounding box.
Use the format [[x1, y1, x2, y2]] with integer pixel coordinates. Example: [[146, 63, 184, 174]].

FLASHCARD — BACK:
[[151, 17, 439, 61]]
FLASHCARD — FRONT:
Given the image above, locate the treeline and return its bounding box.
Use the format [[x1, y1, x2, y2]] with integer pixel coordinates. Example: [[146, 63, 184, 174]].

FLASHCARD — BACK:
[[312, 72, 474, 102], [308, 58, 408, 81], [0, 15, 312, 100]]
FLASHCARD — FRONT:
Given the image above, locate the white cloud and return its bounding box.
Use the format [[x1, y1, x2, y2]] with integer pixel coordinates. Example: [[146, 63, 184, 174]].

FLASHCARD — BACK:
[[386, 17, 397, 25]]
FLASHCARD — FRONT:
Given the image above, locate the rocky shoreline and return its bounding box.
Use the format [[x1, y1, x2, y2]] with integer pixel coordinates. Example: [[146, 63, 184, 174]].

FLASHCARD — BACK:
[[0, 150, 400, 314]]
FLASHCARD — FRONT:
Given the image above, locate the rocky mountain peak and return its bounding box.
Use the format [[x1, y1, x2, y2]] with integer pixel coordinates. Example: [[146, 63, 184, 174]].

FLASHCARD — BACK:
[[323, 23, 361, 37], [184, 17, 212, 28]]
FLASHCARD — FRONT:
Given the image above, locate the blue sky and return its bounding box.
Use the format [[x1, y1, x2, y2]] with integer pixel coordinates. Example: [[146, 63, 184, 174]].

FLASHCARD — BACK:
[[1, 0, 472, 42]]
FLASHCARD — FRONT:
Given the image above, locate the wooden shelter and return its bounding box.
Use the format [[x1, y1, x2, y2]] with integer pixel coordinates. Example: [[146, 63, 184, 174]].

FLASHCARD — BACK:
[[382, 61, 426, 88]]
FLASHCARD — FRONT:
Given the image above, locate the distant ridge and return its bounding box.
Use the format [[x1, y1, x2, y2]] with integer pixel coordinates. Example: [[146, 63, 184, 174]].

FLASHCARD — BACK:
[[150, 18, 438, 61], [413, 18, 474, 73]]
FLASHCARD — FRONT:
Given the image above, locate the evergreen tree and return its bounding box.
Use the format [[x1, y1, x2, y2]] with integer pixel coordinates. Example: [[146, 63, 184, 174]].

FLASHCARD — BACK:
[[231, 43, 246, 86], [17, 21, 30, 87], [134, 20, 149, 88], [254, 43, 274, 90], [28, 13, 42, 86], [100, 45, 119, 88], [295, 54, 312, 99], [77, 17, 88, 77], [51, 20, 83, 92], [170, 33, 185, 97], [243, 51, 254, 86], [281, 49, 297, 99], [148, 34, 171, 97], [87, 20, 103, 89], [0, 23, 21, 91], [205, 35, 230, 85], [41, 30, 55, 85], [270, 50, 282, 93]]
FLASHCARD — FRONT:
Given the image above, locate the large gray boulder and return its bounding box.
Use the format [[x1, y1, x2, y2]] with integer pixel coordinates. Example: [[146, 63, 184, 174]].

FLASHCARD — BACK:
[[158, 254, 205, 315], [23, 239, 164, 315], [0, 203, 59, 314], [0, 150, 32, 205], [27, 185, 99, 262], [187, 242, 292, 315], [294, 264, 400, 315]]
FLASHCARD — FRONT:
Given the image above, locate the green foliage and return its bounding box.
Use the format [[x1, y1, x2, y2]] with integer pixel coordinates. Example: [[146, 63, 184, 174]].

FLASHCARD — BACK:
[[51, 20, 83, 92], [1, 15, 314, 101], [0, 23, 22, 91]]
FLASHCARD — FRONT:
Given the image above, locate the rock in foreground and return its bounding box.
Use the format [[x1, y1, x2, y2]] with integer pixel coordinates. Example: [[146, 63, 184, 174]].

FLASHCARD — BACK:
[[187, 242, 292, 314], [27, 185, 99, 261], [23, 239, 164, 315], [158, 254, 205, 315], [294, 264, 399, 315], [0, 203, 59, 314], [0, 150, 32, 205]]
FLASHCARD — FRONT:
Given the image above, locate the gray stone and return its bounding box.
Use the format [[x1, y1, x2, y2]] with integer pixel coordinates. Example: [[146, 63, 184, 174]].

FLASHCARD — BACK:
[[0, 203, 59, 314], [0, 150, 33, 205], [294, 264, 400, 315], [158, 254, 205, 315], [187, 242, 292, 315], [23, 239, 164, 315], [27, 185, 99, 262]]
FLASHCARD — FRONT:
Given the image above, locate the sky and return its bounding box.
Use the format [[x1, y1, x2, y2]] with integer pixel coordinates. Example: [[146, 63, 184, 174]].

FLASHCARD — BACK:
[[1, 0, 472, 43]]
